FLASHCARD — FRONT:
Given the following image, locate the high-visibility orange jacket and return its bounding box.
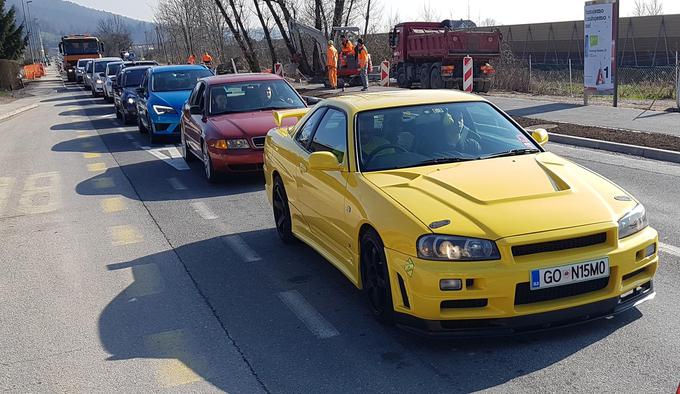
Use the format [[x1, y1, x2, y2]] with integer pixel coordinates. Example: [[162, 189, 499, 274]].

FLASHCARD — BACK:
[[357, 46, 369, 68], [202, 53, 213, 63], [187, 55, 196, 64], [326, 45, 338, 67], [341, 41, 354, 55]]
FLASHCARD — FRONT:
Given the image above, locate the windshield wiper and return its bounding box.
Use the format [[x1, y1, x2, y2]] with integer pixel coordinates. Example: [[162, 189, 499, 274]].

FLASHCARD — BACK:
[[416, 157, 478, 166], [480, 148, 540, 160]]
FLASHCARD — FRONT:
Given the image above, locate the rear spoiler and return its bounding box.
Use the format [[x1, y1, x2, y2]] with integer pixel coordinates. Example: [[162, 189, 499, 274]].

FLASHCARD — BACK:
[[272, 108, 311, 127]]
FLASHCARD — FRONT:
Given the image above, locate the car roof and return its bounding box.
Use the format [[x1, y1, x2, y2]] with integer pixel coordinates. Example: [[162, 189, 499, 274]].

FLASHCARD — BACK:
[[94, 57, 122, 62], [150, 64, 209, 73], [122, 65, 153, 72], [202, 72, 284, 86], [324, 89, 486, 112]]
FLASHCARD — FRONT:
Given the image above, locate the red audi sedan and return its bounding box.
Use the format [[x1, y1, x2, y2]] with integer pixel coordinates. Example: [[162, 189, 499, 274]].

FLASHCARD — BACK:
[[180, 73, 309, 182]]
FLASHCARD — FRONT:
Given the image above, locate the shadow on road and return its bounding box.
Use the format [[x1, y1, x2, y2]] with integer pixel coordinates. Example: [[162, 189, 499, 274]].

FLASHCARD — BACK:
[[41, 93, 92, 103], [98, 229, 643, 392], [505, 102, 582, 117]]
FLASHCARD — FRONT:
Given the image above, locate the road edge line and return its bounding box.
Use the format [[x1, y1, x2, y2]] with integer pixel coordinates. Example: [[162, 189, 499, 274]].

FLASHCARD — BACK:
[[548, 133, 680, 164], [0, 103, 39, 123]]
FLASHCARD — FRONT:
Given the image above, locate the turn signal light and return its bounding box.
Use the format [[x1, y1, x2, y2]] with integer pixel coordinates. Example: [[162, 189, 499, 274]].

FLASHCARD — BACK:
[[214, 140, 229, 149], [440, 279, 462, 291]]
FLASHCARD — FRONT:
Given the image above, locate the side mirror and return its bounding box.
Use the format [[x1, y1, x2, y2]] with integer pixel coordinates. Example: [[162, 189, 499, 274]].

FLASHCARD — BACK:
[[530, 128, 549, 146], [189, 105, 202, 115], [303, 95, 321, 105], [308, 151, 342, 171]]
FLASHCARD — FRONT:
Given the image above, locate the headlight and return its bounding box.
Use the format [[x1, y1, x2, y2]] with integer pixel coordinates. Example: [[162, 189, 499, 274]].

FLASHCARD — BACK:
[[96, 79, 103, 84], [153, 105, 177, 115], [618, 204, 648, 239], [417, 235, 501, 261], [127, 97, 135, 104], [214, 139, 250, 149]]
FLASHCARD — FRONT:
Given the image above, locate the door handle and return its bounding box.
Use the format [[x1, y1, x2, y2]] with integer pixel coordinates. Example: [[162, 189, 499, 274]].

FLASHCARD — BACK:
[[299, 163, 307, 173]]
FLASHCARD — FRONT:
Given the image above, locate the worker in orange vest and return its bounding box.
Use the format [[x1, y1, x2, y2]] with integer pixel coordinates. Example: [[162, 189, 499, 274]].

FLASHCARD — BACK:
[[326, 40, 338, 89], [340, 35, 354, 67], [202, 52, 213, 66], [356, 39, 369, 91], [187, 54, 196, 64]]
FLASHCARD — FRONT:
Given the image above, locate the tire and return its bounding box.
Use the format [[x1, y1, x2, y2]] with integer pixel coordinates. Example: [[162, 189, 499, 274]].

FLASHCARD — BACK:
[[202, 140, 218, 183], [397, 69, 411, 88], [419, 64, 431, 89], [115, 108, 122, 119], [149, 131, 156, 145], [430, 63, 444, 89], [272, 176, 294, 243], [361, 229, 394, 324], [180, 126, 196, 162], [137, 114, 147, 133]]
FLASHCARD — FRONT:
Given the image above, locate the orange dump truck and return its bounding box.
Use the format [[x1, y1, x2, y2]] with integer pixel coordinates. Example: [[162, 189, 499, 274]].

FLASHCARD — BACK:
[[59, 35, 104, 82]]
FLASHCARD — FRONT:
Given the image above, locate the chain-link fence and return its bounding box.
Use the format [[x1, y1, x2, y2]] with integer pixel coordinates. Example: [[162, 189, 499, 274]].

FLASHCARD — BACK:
[[492, 46, 679, 101]]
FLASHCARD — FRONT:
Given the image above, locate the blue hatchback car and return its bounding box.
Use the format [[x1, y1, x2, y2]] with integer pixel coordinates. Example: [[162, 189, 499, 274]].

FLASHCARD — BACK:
[[136, 65, 213, 143]]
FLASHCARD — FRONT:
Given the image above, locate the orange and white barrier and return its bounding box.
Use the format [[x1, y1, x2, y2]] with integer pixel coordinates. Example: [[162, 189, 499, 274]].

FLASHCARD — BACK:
[[462, 56, 473, 92], [380, 60, 389, 87], [274, 62, 283, 77]]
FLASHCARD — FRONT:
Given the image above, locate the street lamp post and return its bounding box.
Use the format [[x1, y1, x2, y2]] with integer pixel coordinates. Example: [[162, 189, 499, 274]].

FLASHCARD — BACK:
[[35, 19, 45, 61], [26, 0, 35, 63], [21, 0, 35, 63]]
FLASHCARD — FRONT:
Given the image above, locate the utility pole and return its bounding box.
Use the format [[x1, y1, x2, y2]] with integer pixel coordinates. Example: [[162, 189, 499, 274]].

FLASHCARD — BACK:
[[23, 0, 35, 63], [35, 19, 45, 61]]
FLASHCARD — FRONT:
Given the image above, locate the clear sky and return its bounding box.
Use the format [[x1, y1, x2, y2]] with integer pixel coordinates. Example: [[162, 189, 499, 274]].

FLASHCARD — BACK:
[[69, 0, 680, 25]]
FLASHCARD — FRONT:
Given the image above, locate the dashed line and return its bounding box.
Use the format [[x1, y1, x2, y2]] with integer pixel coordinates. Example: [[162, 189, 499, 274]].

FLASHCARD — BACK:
[[167, 177, 187, 190], [87, 162, 107, 172], [0, 177, 15, 214], [91, 177, 115, 189], [82, 152, 101, 159], [143, 330, 204, 387], [659, 242, 680, 257], [190, 201, 218, 220], [141, 145, 190, 170], [109, 225, 143, 246], [222, 235, 262, 262], [278, 290, 340, 339], [125, 263, 165, 297], [100, 197, 125, 213]]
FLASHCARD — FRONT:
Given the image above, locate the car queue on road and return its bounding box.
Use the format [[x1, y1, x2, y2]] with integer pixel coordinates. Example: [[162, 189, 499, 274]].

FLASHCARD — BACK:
[[67, 58, 659, 338]]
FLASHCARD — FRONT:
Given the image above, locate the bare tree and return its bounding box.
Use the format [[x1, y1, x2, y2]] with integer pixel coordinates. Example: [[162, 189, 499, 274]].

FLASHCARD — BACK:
[[253, 0, 276, 65], [633, 0, 663, 16], [479, 18, 497, 27], [97, 15, 133, 56], [420, 1, 439, 21]]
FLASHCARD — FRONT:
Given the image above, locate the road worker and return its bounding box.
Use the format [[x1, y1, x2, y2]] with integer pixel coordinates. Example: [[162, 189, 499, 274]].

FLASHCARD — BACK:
[[187, 54, 196, 64], [326, 40, 338, 89], [356, 39, 369, 91], [340, 35, 354, 67], [202, 52, 213, 66]]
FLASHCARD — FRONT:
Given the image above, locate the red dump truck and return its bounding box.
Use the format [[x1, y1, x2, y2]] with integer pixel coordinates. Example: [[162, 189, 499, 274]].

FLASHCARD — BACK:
[[389, 21, 501, 92]]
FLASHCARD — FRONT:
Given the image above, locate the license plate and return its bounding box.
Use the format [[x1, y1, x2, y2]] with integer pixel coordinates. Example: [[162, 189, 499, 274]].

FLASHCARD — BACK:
[[530, 257, 610, 290]]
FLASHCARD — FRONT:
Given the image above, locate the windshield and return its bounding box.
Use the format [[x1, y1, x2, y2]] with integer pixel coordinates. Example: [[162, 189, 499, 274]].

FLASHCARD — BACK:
[[85, 61, 93, 73], [95, 60, 117, 73], [123, 68, 149, 87], [209, 80, 305, 116], [63, 39, 99, 55], [106, 63, 122, 76], [152, 69, 212, 92], [356, 101, 540, 172], [77, 59, 90, 68]]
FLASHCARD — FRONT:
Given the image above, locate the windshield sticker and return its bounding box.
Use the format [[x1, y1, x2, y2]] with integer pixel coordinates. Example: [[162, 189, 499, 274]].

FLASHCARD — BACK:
[[517, 134, 534, 148]]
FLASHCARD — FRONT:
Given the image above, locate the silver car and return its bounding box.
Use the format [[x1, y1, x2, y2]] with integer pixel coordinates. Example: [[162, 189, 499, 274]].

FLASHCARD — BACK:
[[83, 60, 94, 90], [103, 61, 123, 103], [75, 58, 92, 83], [87, 57, 122, 97]]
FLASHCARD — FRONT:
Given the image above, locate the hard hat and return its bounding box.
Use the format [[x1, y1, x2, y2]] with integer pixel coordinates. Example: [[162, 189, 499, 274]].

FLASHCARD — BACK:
[[328, 40, 334, 46]]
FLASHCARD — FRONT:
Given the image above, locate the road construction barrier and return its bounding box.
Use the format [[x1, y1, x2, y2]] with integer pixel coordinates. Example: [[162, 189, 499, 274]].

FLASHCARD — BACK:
[[274, 62, 283, 77], [463, 56, 473, 92], [380, 60, 389, 86], [22, 64, 45, 80]]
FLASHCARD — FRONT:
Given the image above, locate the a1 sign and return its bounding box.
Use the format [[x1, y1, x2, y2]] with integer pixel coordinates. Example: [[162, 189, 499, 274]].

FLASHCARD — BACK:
[[584, 0, 617, 94]]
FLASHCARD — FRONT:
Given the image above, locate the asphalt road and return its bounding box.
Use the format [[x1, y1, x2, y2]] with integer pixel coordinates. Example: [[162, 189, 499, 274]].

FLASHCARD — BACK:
[[1, 79, 679, 393]]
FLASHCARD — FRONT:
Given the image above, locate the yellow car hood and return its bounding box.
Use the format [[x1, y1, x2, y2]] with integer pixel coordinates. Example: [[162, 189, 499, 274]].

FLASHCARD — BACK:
[[363, 152, 634, 239]]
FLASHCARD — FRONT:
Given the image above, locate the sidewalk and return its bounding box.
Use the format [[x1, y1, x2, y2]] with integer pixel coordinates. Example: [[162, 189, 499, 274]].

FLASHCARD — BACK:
[[0, 65, 63, 121], [484, 95, 680, 138]]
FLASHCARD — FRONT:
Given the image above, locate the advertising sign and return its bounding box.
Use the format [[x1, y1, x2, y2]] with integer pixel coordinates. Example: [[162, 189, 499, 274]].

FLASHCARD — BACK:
[[584, 0, 618, 95]]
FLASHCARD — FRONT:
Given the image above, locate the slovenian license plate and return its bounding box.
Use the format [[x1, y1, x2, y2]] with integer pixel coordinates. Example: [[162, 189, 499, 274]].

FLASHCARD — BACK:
[[530, 257, 610, 290]]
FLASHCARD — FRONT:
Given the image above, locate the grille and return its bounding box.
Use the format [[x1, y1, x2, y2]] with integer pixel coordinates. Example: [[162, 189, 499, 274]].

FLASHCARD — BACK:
[[251, 136, 265, 148], [512, 232, 607, 257], [622, 267, 647, 281], [514, 277, 609, 305], [154, 123, 170, 132], [441, 299, 488, 309]]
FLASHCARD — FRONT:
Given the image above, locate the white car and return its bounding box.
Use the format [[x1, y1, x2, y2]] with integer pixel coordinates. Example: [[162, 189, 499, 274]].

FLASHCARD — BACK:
[[103, 61, 123, 103], [87, 57, 122, 97], [76, 58, 92, 83]]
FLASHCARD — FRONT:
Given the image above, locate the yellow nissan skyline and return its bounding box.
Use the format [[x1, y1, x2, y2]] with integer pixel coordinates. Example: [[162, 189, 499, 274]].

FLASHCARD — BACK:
[[263, 90, 658, 336]]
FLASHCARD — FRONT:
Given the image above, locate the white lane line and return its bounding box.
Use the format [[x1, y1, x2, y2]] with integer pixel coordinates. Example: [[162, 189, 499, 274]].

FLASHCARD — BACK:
[[278, 290, 340, 339], [167, 177, 187, 190], [189, 201, 218, 220], [222, 235, 262, 262], [659, 242, 680, 257], [96, 114, 116, 119], [141, 145, 190, 171]]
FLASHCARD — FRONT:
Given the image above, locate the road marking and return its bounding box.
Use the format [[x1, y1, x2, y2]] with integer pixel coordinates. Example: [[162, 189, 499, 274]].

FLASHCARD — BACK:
[[141, 145, 190, 170], [91, 177, 115, 189], [109, 225, 143, 246], [190, 201, 218, 220], [124, 134, 135, 140], [87, 162, 107, 172], [659, 242, 680, 257], [100, 197, 125, 213], [0, 177, 15, 215], [278, 290, 340, 339], [96, 114, 115, 119], [167, 177, 187, 190], [144, 330, 204, 387], [18, 172, 61, 215], [222, 235, 261, 262], [125, 263, 165, 297], [82, 152, 101, 159], [81, 141, 95, 149]]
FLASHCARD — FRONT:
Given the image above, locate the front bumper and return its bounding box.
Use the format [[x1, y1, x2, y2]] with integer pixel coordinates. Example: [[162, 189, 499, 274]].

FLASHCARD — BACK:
[[149, 113, 180, 135], [93, 83, 104, 93], [385, 224, 658, 335], [210, 148, 264, 173]]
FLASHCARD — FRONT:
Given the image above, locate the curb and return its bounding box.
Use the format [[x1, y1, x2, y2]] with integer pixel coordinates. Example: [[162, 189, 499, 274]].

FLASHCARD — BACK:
[[548, 132, 680, 164], [0, 103, 39, 123]]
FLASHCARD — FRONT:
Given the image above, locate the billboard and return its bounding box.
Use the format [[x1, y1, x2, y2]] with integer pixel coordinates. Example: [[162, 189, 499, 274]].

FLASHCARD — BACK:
[[584, 0, 618, 94]]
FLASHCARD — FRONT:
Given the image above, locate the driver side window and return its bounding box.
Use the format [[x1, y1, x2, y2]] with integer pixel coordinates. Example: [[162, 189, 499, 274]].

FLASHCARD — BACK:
[[309, 109, 347, 163], [295, 107, 327, 149]]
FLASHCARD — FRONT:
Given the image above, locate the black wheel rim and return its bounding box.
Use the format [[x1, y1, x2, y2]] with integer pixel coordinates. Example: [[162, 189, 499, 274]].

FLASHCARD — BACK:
[[363, 239, 388, 314], [273, 185, 289, 236]]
